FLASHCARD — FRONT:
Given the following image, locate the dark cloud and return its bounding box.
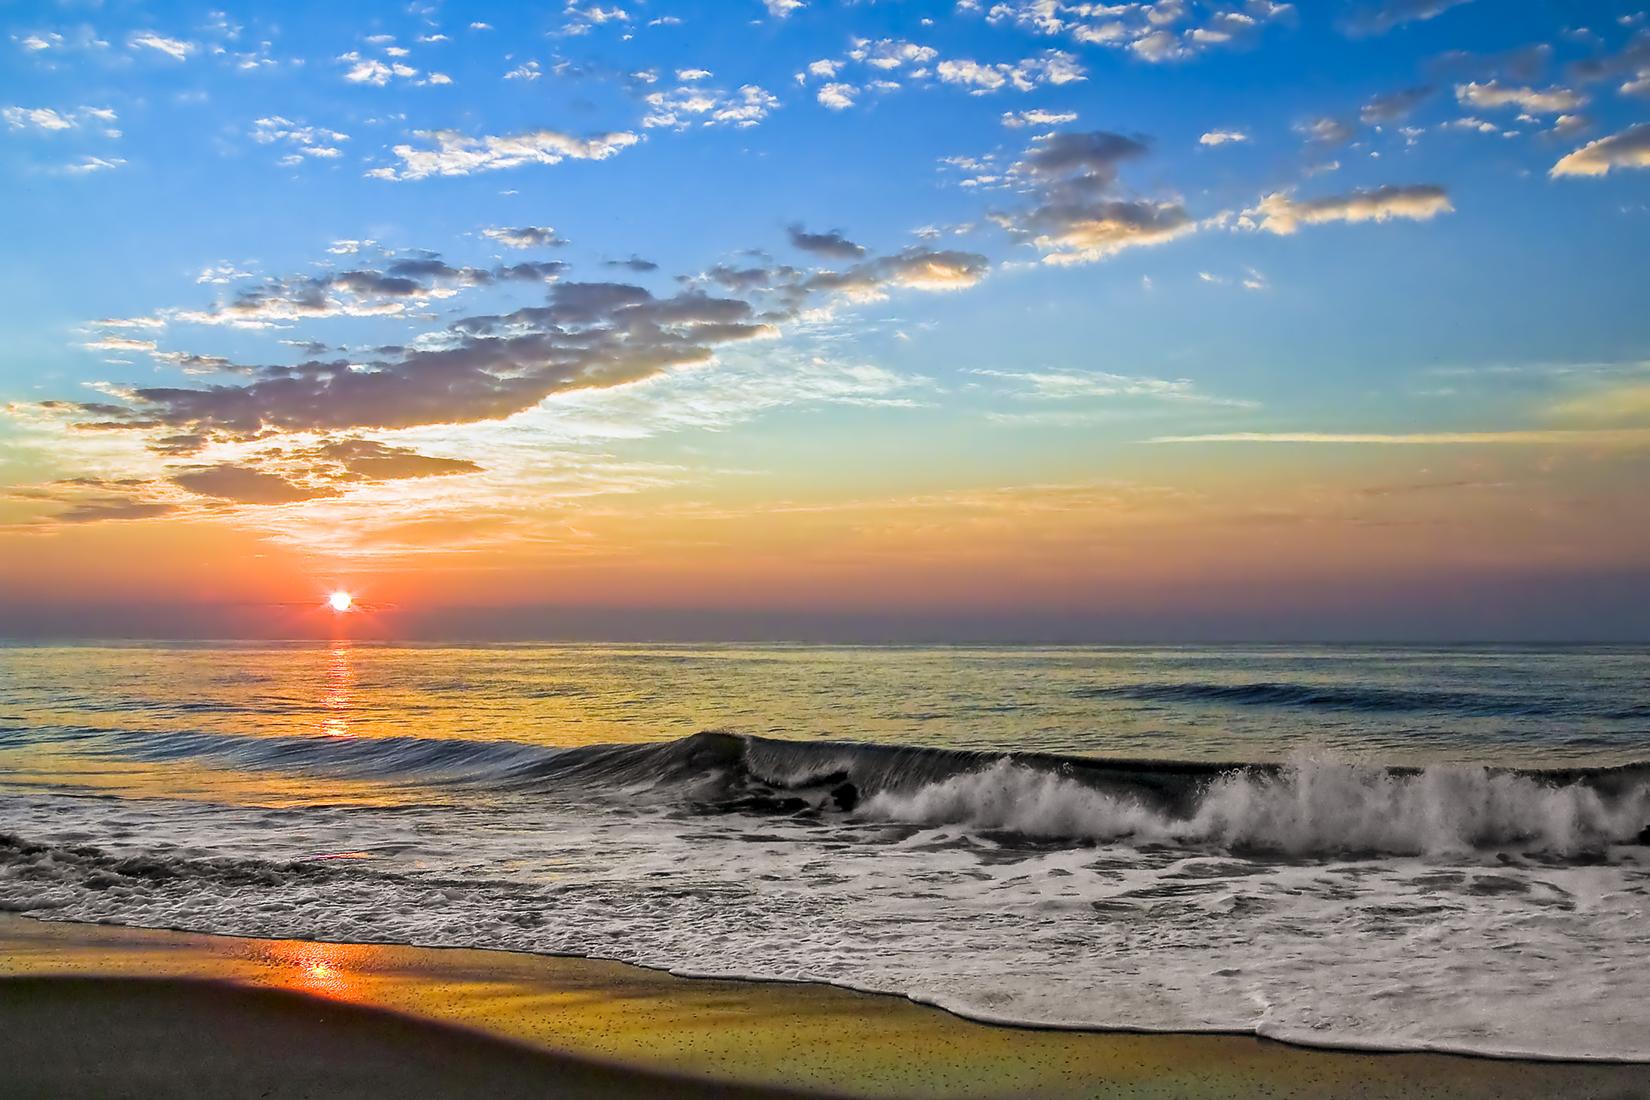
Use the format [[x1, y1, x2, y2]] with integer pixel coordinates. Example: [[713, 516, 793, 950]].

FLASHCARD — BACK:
[[1297, 116, 1355, 145], [605, 256, 660, 273], [58, 238, 1004, 455], [786, 225, 867, 260], [310, 438, 483, 480], [1342, 0, 1472, 37], [55, 499, 180, 523], [992, 130, 1193, 265], [76, 280, 775, 445], [8, 477, 181, 526], [1360, 85, 1434, 123], [1022, 131, 1149, 182], [180, 255, 567, 326], [482, 226, 566, 249], [170, 464, 338, 504], [1429, 43, 1552, 84], [1569, 29, 1649, 85]]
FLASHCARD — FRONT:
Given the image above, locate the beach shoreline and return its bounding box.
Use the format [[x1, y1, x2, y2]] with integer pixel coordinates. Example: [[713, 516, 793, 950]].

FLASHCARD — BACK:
[[2, 913, 1645, 1099]]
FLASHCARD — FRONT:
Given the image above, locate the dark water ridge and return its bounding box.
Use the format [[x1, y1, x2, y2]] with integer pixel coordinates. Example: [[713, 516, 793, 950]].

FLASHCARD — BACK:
[[1080, 680, 1650, 719], [47, 728, 1650, 857]]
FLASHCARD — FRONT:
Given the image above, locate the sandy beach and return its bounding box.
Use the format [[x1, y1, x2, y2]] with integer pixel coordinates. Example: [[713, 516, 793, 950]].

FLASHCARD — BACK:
[[1, 914, 1644, 1099]]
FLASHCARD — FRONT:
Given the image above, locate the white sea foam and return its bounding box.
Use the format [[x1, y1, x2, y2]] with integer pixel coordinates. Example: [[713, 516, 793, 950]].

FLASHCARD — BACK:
[[861, 755, 1649, 856], [4, 783, 1649, 1063]]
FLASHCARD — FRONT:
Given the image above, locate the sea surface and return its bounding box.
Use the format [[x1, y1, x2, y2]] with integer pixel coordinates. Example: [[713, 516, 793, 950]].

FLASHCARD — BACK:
[[2, 643, 1647, 1060]]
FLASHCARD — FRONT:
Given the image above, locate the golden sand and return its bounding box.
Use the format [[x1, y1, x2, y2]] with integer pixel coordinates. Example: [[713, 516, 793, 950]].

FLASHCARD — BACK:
[[1, 915, 1643, 1099]]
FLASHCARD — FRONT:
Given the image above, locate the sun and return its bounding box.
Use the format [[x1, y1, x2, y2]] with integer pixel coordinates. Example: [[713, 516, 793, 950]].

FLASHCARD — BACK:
[[328, 591, 354, 613]]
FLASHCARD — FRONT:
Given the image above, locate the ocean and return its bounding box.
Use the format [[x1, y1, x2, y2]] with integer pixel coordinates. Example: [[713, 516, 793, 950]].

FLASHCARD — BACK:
[[2, 642, 1647, 1060]]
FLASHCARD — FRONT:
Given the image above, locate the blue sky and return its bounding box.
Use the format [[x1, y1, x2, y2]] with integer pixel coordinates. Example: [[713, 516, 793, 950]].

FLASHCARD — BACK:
[[3, 0, 1650, 639]]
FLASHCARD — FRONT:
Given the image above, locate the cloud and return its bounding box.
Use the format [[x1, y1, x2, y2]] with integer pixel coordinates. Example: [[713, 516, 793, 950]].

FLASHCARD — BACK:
[[83, 335, 158, 353], [482, 226, 566, 249], [1023, 130, 1149, 179], [1296, 116, 1354, 144], [976, 368, 1256, 408], [152, 255, 568, 328], [55, 498, 179, 523], [990, 130, 1195, 265], [62, 156, 125, 174], [1151, 429, 1650, 446], [251, 116, 349, 163], [980, 0, 1296, 64], [308, 438, 484, 480], [66, 279, 779, 444], [4, 105, 118, 135], [936, 51, 1084, 94], [1003, 108, 1079, 129], [337, 48, 427, 86], [1244, 185, 1453, 234], [1342, 0, 1472, 37], [816, 83, 856, 110], [1550, 123, 1650, 177], [1360, 85, 1433, 123], [170, 463, 336, 504], [800, 248, 990, 301], [374, 128, 640, 180], [642, 83, 779, 129], [128, 32, 196, 60], [1199, 129, 1248, 145], [762, 0, 805, 17], [1455, 80, 1586, 115], [849, 38, 939, 71], [787, 224, 866, 260], [1568, 28, 1650, 89]]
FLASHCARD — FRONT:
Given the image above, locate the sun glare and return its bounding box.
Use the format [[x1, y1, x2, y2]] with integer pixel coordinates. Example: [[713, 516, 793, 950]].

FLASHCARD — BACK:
[[328, 591, 354, 613]]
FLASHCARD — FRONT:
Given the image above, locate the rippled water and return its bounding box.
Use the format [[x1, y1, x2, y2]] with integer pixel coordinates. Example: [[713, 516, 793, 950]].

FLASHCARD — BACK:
[[2, 643, 1647, 1060]]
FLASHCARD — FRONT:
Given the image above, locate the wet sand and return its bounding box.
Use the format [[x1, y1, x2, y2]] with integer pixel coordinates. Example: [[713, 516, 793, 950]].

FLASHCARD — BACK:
[[1, 914, 1644, 1099]]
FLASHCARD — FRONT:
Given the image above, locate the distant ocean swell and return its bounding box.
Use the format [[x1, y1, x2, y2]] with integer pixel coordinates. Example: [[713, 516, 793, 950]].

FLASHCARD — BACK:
[[1077, 680, 1650, 719], [76, 728, 1650, 858]]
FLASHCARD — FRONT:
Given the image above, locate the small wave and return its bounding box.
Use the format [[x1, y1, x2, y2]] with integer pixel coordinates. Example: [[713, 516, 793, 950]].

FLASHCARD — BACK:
[[861, 754, 1650, 856]]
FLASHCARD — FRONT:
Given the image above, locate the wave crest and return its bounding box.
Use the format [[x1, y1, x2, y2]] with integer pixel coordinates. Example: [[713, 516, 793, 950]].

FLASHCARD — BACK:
[[861, 754, 1650, 856]]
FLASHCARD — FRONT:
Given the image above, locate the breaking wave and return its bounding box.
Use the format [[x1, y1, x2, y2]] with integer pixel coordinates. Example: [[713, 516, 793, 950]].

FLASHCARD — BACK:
[[860, 756, 1650, 856], [84, 728, 1650, 858]]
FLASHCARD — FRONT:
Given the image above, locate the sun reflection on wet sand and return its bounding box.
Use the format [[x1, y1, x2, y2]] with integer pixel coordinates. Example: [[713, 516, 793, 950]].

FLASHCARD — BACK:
[[253, 940, 376, 1001], [321, 644, 354, 739]]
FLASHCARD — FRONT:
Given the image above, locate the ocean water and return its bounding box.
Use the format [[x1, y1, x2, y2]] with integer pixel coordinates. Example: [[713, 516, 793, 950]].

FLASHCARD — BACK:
[[2, 643, 1648, 1060]]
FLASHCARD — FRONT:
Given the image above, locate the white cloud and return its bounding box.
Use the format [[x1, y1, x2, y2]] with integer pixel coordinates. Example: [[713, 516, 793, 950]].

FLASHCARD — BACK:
[[1243, 185, 1453, 234], [377, 128, 641, 180], [1003, 108, 1079, 128], [251, 116, 349, 162], [1455, 80, 1587, 115], [936, 50, 1084, 95], [817, 83, 857, 110], [83, 335, 158, 352], [1152, 429, 1650, 446], [1199, 128, 1248, 146], [129, 32, 196, 61], [1, 104, 120, 139], [63, 155, 126, 174], [981, 0, 1295, 64], [1550, 122, 1650, 177], [643, 83, 778, 129]]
